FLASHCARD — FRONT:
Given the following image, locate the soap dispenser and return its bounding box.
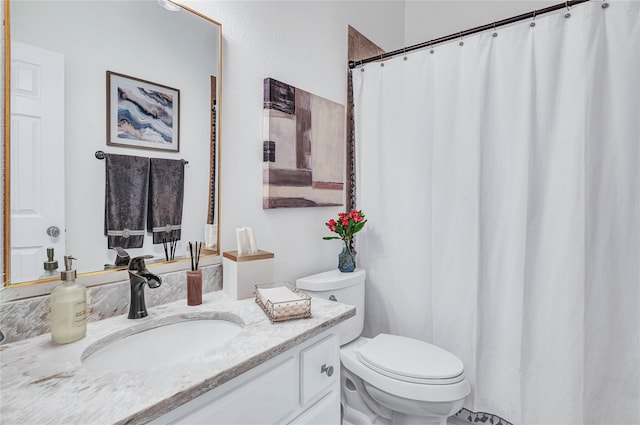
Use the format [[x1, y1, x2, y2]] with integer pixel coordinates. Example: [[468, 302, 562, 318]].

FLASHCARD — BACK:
[[39, 248, 60, 279], [50, 256, 87, 344]]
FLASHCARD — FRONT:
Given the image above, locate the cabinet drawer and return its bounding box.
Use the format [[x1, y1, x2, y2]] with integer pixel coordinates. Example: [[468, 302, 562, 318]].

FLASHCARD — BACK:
[[300, 334, 339, 405]]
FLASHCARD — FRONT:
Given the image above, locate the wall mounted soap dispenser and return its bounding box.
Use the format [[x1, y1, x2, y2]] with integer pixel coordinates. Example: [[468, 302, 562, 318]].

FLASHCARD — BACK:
[[50, 256, 87, 344]]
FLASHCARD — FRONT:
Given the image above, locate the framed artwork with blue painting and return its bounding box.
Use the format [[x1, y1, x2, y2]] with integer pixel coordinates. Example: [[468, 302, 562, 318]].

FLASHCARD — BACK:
[[107, 71, 180, 152]]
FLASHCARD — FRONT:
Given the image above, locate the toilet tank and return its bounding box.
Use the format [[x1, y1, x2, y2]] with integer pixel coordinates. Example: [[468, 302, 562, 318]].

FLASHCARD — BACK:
[[296, 269, 365, 346]]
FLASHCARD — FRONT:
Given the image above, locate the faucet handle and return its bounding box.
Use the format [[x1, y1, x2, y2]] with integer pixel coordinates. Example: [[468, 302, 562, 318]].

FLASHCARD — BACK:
[[104, 247, 131, 270], [129, 255, 154, 271], [112, 247, 131, 267]]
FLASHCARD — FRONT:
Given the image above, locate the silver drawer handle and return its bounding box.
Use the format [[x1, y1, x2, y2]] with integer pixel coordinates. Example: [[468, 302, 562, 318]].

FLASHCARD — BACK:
[[321, 364, 334, 377]]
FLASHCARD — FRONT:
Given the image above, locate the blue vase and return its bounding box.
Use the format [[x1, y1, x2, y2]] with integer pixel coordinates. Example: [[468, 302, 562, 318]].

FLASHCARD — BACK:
[[338, 246, 356, 272]]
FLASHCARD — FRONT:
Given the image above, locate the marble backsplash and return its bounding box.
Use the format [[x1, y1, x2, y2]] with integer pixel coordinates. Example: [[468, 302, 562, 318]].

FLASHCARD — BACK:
[[0, 264, 222, 344]]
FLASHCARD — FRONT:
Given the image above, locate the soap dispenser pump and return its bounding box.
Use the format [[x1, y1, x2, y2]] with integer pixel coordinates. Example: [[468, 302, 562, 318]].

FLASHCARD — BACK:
[[50, 256, 87, 344], [39, 247, 60, 279]]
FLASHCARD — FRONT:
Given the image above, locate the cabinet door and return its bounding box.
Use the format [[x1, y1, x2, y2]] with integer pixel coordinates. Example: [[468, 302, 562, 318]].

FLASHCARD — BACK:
[[156, 356, 298, 425], [300, 335, 339, 405], [289, 391, 340, 425]]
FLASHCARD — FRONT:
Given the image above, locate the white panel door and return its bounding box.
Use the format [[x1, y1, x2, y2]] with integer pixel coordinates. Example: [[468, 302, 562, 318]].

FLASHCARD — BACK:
[[10, 42, 65, 283]]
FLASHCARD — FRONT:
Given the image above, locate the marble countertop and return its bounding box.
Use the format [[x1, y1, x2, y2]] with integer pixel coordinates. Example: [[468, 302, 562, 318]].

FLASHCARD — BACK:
[[0, 290, 355, 425]]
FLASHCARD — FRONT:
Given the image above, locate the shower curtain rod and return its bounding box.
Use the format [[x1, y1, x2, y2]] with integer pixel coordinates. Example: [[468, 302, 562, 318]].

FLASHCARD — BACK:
[[348, 0, 593, 69]]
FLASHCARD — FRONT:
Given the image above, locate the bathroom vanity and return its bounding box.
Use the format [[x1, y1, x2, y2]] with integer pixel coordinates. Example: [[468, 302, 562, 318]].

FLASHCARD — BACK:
[[152, 330, 340, 424], [0, 291, 354, 424]]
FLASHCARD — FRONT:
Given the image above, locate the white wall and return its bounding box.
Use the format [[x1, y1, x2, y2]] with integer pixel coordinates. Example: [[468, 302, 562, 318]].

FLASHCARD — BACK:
[[183, 1, 405, 282]]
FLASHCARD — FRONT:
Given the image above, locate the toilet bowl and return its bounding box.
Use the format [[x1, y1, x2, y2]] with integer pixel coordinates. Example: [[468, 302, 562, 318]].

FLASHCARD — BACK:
[[297, 269, 470, 425], [341, 336, 469, 425]]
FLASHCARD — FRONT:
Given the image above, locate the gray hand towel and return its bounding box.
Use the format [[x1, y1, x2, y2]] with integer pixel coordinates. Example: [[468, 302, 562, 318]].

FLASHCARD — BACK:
[[147, 158, 185, 244], [104, 154, 150, 249]]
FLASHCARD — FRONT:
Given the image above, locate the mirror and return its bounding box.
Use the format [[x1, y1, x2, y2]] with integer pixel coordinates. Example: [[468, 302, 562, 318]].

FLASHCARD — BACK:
[[4, 0, 221, 285]]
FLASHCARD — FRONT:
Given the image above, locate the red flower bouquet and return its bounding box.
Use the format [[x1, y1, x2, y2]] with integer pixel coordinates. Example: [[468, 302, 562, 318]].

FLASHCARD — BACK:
[[323, 210, 367, 272]]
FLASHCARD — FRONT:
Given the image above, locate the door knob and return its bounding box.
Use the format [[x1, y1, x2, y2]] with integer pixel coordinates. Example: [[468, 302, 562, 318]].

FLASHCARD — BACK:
[[47, 226, 61, 238]]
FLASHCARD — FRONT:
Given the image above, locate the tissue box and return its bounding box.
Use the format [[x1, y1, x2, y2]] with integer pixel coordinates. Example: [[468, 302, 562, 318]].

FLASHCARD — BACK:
[[223, 250, 274, 300], [255, 284, 311, 323]]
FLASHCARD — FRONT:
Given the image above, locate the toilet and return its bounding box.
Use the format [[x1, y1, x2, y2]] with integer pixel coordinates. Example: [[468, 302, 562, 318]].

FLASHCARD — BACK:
[[296, 269, 470, 425]]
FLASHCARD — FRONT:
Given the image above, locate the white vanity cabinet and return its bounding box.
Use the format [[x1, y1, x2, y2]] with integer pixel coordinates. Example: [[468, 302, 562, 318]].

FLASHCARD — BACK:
[[152, 330, 340, 425]]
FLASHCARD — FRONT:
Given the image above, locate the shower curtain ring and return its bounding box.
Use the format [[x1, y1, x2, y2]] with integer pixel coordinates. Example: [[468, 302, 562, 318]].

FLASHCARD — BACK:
[[564, 1, 572, 18], [530, 10, 537, 27], [380, 53, 384, 67], [429, 42, 435, 54], [458, 31, 464, 46], [403, 46, 407, 61], [601, 0, 609, 8], [492, 22, 498, 37]]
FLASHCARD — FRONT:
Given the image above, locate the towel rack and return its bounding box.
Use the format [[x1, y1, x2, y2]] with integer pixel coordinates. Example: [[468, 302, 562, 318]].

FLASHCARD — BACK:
[[95, 150, 188, 164]]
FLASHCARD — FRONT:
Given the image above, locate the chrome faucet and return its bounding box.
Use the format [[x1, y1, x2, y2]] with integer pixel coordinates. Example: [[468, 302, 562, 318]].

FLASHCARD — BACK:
[[128, 255, 162, 319]]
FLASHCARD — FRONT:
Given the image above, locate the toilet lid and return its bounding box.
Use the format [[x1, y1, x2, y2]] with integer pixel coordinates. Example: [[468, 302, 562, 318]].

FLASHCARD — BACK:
[[357, 334, 465, 384]]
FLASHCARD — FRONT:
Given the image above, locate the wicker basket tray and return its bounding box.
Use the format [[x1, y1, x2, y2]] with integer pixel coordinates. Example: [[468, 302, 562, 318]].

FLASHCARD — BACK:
[[255, 283, 311, 323]]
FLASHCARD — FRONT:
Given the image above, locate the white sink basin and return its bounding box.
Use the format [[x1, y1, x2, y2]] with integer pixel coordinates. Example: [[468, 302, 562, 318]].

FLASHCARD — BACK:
[[82, 318, 243, 372]]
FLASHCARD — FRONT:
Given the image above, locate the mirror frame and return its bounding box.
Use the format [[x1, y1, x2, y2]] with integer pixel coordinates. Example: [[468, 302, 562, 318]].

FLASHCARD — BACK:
[[2, 0, 222, 288]]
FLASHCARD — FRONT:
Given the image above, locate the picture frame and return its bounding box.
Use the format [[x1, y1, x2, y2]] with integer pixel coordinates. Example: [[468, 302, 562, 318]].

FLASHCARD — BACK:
[[107, 71, 180, 152]]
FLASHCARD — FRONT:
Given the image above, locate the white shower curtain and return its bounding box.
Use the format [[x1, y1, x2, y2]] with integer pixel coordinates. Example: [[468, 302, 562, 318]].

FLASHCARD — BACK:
[[353, 2, 639, 424]]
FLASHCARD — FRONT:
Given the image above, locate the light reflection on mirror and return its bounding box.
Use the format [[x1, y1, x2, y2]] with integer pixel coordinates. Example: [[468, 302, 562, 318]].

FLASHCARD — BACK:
[[5, 0, 221, 285]]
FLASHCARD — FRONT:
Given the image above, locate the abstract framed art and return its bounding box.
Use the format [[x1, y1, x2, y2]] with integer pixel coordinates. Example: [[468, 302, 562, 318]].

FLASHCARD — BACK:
[[107, 71, 180, 152], [263, 78, 345, 209]]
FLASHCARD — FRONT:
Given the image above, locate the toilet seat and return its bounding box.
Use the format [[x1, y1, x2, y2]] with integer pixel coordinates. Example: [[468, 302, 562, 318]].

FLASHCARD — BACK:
[[357, 334, 465, 385], [341, 336, 471, 403]]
